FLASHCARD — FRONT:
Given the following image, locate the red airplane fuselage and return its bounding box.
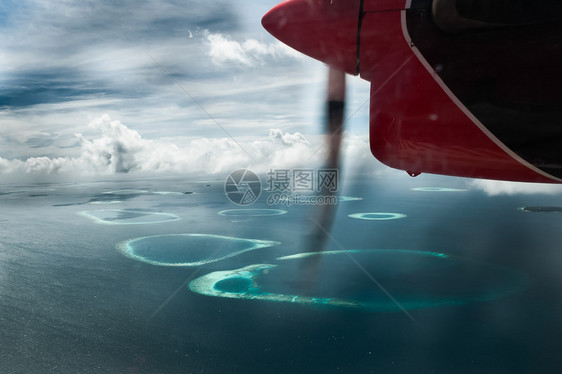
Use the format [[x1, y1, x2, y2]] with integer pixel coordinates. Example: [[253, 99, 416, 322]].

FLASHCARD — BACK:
[[263, 0, 562, 183]]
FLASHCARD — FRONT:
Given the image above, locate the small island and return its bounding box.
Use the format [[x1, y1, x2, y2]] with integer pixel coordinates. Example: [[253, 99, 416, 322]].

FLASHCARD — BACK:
[[520, 206, 562, 213]]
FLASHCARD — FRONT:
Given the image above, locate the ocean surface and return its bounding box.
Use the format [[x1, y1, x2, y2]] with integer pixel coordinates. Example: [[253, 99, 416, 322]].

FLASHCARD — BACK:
[[1, 174, 562, 373]]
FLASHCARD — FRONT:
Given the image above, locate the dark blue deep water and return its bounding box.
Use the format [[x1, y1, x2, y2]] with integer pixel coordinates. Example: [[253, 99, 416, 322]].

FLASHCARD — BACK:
[[1, 174, 562, 373]]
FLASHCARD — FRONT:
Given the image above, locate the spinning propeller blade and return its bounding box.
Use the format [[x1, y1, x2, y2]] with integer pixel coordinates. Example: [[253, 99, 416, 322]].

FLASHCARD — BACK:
[[305, 67, 346, 255]]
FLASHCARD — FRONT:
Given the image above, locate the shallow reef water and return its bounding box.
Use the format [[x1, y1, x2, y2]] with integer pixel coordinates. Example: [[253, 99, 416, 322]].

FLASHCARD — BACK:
[[79, 209, 181, 225], [348, 212, 407, 221], [117, 234, 281, 266], [189, 249, 528, 311], [411, 187, 468, 192], [218, 209, 288, 217]]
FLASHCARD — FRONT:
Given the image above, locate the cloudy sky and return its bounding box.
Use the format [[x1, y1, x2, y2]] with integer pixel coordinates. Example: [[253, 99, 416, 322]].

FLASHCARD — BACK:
[[0, 0, 375, 181], [1, 0, 561, 195]]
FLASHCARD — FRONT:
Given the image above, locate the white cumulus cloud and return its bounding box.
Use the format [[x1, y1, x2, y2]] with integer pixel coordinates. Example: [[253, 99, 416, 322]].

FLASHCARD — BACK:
[[470, 179, 562, 196], [0, 114, 378, 182], [206, 32, 302, 67]]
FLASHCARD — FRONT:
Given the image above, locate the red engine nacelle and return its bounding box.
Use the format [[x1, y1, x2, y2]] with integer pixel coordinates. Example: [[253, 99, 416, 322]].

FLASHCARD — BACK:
[[263, 0, 562, 183]]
